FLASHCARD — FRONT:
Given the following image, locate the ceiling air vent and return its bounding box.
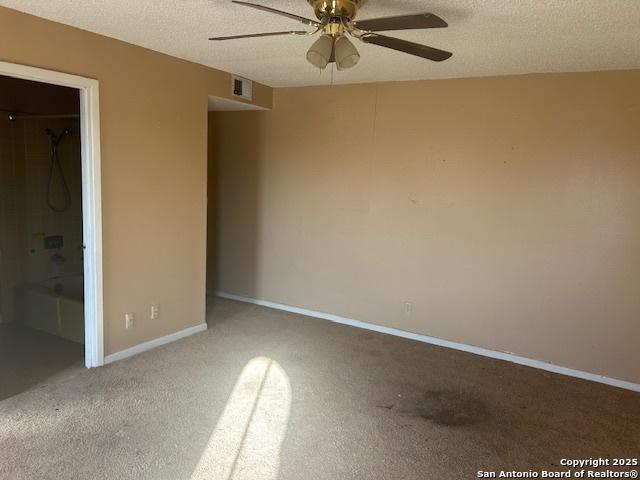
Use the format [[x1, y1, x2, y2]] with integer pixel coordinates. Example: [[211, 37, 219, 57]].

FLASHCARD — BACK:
[[231, 75, 253, 101]]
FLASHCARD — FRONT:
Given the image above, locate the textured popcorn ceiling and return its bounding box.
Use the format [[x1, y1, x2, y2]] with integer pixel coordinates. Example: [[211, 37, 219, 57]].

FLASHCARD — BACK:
[[2, 0, 640, 87]]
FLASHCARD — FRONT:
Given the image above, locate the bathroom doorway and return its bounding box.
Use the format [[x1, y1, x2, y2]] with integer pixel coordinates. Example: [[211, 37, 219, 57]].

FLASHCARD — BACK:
[[0, 62, 103, 388]]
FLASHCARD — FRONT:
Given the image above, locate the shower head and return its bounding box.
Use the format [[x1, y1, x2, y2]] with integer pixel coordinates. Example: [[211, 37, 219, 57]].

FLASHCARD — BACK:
[[45, 128, 71, 145]]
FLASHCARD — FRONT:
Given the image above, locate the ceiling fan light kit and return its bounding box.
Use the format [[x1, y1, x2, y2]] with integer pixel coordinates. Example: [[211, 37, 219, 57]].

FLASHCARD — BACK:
[[210, 0, 452, 72], [334, 36, 360, 70], [307, 34, 334, 69]]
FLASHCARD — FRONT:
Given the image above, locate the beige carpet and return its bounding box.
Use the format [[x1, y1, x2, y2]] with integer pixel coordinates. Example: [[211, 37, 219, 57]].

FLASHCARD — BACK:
[[1, 297, 638, 480]]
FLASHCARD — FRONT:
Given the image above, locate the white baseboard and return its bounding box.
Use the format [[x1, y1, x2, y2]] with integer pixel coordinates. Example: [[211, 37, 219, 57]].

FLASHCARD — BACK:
[[215, 291, 640, 393], [104, 323, 208, 365]]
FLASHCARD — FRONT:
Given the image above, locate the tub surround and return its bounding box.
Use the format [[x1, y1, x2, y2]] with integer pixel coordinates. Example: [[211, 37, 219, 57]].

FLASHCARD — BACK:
[[18, 275, 85, 344]]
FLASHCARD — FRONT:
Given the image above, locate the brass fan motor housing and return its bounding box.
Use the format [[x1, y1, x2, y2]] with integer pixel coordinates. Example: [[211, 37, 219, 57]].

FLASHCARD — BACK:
[[308, 0, 367, 21]]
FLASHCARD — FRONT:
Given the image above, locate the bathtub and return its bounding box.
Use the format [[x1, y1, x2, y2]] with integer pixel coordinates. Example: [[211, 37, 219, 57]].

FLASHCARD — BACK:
[[17, 275, 84, 344]]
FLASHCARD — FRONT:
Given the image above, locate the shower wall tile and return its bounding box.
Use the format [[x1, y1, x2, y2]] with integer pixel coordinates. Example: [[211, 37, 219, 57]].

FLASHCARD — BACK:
[[0, 115, 82, 323], [22, 118, 83, 283], [0, 115, 26, 323]]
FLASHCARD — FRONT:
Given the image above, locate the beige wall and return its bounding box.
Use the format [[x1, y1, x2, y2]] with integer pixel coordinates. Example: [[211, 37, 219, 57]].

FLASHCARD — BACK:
[[206, 112, 217, 295], [211, 70, 640, 384], [0, 6, 272, 355]]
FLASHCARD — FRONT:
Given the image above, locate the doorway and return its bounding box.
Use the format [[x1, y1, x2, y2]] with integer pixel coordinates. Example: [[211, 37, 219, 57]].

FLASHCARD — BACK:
[[0, 62, 103, 373]]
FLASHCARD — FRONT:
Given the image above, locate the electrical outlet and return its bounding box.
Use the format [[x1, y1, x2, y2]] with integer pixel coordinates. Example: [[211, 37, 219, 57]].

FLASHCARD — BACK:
[[125, 312, 135, 329], [150, 304, 159, 320], [403, 302, 413, 316]]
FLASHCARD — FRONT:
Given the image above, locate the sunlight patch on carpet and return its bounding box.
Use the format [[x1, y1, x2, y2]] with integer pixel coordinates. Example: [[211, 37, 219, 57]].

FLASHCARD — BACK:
[[191, 356, 291, 480]]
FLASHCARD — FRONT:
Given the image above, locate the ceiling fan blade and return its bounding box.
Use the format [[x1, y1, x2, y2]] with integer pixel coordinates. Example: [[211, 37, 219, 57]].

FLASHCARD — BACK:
[[232, 1, 320, 27], [354, 13, 447, 31], [360, 34, 452, 62], [209, 31, 308, 41]]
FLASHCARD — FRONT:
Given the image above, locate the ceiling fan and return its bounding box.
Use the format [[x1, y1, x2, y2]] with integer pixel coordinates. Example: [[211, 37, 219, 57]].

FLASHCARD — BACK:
[[209, 0, 452, 71]]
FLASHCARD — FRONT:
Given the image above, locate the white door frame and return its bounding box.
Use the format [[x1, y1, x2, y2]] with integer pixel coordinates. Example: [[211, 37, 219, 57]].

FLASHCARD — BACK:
[[0, 61, 104, 368]]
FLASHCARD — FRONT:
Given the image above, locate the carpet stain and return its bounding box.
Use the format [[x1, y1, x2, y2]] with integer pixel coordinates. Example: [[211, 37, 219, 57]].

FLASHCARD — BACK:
[[400, 390, 491, 426]]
